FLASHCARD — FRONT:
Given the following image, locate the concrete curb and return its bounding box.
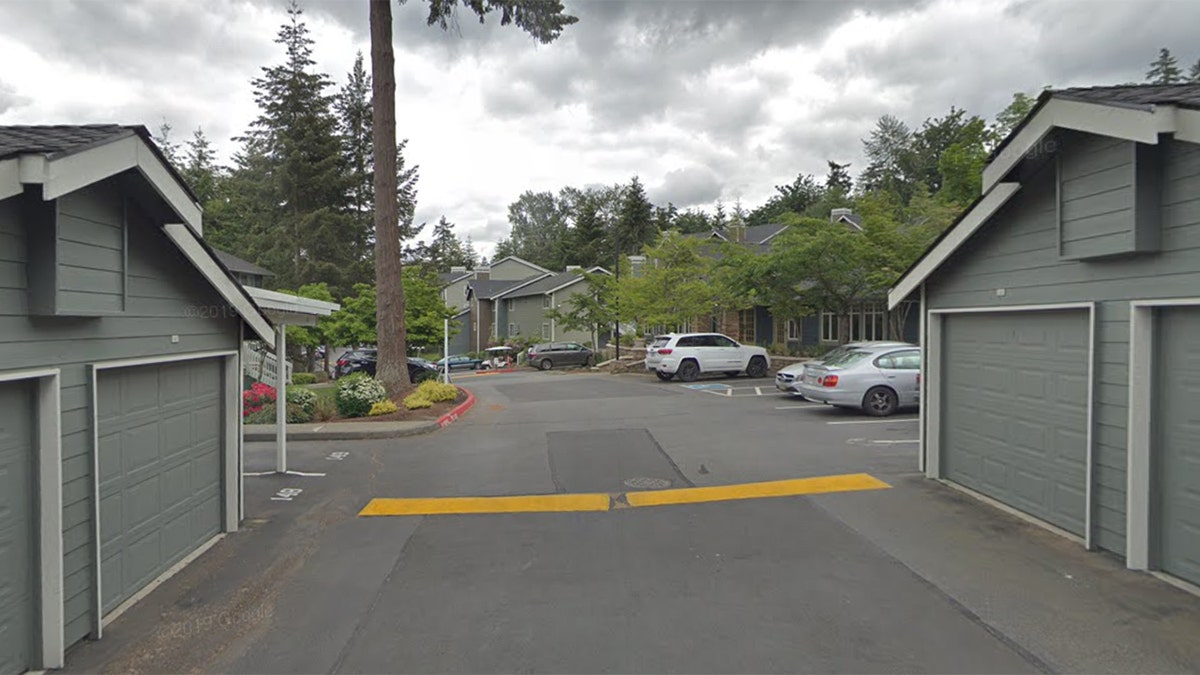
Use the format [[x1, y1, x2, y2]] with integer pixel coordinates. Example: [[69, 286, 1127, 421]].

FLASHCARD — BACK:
[[437, 387, 476, 428], [243, 422, 439, 442]]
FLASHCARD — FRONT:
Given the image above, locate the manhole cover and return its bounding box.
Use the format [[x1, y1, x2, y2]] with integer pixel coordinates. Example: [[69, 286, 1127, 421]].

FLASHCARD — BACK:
[[624, 477, 672, 489]]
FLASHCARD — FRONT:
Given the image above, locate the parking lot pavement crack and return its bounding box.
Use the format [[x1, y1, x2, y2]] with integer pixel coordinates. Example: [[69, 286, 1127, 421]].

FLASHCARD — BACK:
[[610, 492, 632, 510]]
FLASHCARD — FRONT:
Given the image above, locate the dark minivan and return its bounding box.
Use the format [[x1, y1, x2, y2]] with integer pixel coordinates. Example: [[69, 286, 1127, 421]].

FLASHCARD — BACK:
[[527, 342, 595, 370]]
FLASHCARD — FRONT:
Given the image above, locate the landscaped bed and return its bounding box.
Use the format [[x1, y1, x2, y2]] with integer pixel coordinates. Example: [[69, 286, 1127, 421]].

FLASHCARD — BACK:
[[244, 376, 467, 424]]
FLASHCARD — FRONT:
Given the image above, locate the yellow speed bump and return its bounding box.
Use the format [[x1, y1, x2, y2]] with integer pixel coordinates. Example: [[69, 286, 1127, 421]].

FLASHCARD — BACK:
[[359, 493, 611, 516], [624, 473, 891, 508]]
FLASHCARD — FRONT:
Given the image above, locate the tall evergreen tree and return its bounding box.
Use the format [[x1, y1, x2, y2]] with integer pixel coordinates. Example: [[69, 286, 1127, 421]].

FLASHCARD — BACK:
[[243, 1, 355, 296], [1146, 47, 1183, 84], [570, 192, 606, 267], [1189, 58, 1200, 83], [825, 161, 853, 196], [616, 176, 655, 255], [181, 128, 219, 205], [153, 121, 180, 167]]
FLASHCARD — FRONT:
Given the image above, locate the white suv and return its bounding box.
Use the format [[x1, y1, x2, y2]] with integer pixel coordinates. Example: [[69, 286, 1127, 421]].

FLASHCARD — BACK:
[[644, 332, 771, 382]]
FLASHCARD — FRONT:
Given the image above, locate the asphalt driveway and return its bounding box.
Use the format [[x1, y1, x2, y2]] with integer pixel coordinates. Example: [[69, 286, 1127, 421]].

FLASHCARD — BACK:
[[64, 370, 1200, 674]]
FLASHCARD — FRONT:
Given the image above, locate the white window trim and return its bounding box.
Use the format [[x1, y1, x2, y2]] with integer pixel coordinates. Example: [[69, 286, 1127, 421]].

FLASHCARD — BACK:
[[541, 322, 550, 339], [924, 302, 1095, 550], [820, 311, 838, 343], [1126, 297, 1200, 580], [786, 319, 799, 341], [87, 350, 239, 637], [0, 367, 63, 669]]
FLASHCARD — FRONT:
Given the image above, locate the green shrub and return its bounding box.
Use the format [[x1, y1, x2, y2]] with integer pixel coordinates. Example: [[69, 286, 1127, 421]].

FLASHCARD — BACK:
[[619, 333, 636, 347], [403, 394, 433, 409], [369, 399, 399, 416], [336, 375, 387, 418], [286, 386, 317, 418], [312, 395, 338, 422], [414, 380, 458, 403], [291, 372, 317, 385]]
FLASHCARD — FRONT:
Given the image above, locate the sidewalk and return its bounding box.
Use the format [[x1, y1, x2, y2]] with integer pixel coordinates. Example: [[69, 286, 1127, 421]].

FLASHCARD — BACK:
[[244, 420, 437, 441]]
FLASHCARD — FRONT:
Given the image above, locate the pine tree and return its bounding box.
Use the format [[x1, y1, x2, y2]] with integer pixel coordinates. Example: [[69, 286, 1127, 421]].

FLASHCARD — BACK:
[[153, 121, 180, 167], [825, 161, 853, 195], [241, 1, 356, 296], [1146, 47, 1183, 84], [616, 176, 655, 255], [570, 192, 606, 267], [181, 128, 219, 205], [1189, 58, 1200, 83]]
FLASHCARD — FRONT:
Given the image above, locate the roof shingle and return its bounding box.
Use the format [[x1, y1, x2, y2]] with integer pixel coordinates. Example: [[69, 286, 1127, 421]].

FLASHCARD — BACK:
[[0, 125, 137, 160]]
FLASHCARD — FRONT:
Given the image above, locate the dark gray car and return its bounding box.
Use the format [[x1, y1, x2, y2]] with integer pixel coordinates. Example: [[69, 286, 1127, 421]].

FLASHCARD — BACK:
[[528, 342, 595, 370]]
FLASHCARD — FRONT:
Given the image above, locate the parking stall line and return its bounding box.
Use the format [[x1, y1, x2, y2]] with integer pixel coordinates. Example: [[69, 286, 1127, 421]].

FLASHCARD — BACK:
[[826, 418, 919, 425], [775, 404, 824, 410]]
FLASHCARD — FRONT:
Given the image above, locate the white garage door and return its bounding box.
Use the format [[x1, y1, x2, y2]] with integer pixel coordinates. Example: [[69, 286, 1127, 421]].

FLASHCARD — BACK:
[[940, 310, 1090, 536], [97, 359, 224, 614], [1155, 308, 1200, 587], [0, 381, 36, 673]]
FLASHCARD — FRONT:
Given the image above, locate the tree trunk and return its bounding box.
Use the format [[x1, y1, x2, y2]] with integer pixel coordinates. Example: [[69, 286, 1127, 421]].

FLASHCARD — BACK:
[[369, 0, 410, 393]]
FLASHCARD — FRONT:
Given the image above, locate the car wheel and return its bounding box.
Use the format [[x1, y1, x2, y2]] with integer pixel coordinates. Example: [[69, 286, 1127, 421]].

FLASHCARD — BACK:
[[655, 371, 674, 381], [724, 371, 739, 378], [864, 386, 899, 417], [677, 359, 700, 382], [746, 356, 768, 378], [584, 355, 595, 367], [539, 358, 553, 371]]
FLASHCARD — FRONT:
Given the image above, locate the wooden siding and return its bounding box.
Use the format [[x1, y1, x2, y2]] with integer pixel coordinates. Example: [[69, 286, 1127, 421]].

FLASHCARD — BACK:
[[926, 137, 1200, 556], [1059, 132, 1135, 259], [0, 186, 239, 646]]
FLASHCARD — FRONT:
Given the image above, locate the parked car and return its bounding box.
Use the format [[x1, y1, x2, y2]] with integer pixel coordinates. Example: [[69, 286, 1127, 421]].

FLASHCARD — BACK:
[[644, 332, 770, 382], [775, 341, 911, 395], [436, 354, 485, 371], [794, 343, 920, 416], [334, 349, 438, 383], [527, 342, 595, 370]]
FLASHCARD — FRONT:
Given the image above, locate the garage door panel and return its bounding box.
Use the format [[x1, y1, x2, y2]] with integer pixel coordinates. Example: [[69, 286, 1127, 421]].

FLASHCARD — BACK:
[[1156, 307, 1200, 586], [98, 358, 224, 614], [942, 310, 1089, 537]]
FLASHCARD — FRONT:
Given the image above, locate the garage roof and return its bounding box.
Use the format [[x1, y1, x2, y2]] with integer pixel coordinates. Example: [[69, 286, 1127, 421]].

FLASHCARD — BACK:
[[0, 124, 276, 342], [888, 84, 1200, 309]]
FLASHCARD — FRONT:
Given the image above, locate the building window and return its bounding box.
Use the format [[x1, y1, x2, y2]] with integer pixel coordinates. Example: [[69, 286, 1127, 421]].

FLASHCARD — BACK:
[[862, 302, 885, 341], [508, 323, 518, 337], [738, 309, 755, 343], [821, 311, 838, 343], [543, 296, 551, 309], [787, 319, 799, 341], [506, 299, 514, 312], [541, 322, 550, 339]]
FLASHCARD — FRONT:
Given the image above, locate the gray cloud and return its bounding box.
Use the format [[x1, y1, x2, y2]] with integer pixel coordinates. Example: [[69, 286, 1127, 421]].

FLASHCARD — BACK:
[[0, 81, 29, 115], [650, 165, 722, 207]]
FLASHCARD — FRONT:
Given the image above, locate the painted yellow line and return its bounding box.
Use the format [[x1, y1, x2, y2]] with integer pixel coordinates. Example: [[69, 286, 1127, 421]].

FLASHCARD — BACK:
[[359, 493, 611, 516], [624, 473, 891, 508]]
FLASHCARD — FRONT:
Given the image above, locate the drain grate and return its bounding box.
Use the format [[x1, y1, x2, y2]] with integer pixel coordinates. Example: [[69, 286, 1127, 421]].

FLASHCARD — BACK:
[[624, 476, 672, 489]]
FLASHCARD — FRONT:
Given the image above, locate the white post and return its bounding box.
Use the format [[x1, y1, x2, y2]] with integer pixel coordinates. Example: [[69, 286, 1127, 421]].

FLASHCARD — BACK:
[[443, 317, 451, 384], [275, 324, 287, 474]]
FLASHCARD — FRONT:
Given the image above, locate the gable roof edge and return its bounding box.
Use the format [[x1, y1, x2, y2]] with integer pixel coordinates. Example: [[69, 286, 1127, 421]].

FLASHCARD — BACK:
[[489, 255, 553, 274], [163, 223, 275, 343], [544, 266, 612, 295], [488, 272, 554, 300], [982, 98, 1182, 193], [887, 183, 1022, 310]]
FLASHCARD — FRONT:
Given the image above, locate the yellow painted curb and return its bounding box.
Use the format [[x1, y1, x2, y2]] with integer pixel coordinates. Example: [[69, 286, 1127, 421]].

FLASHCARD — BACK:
[[624, 473, 891, 508], [359, 492, 611, 516]]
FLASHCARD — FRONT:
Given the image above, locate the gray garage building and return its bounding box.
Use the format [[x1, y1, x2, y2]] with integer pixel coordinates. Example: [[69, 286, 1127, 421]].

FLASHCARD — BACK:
[[890, 84, 1200, 592], [0, 125, 275, 672]]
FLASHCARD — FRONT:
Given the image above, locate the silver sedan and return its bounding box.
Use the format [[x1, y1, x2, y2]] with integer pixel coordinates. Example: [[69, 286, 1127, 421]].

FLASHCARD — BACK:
[[776, 340, 912, 395], [794, 343, 920, 416]]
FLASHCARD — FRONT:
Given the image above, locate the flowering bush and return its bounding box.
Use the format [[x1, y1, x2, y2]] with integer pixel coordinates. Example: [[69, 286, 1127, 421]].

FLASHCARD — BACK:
[[368, 399, 399, 416], [336, 375, 387, 418], [243, 382, 277, 417], [286, 386, 317, 420]]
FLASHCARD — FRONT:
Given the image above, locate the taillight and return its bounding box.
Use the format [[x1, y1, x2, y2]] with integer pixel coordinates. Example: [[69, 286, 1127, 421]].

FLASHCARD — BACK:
[[336, 359, 347, 366], [657, 348, 673, 355], [820, 374, 839, 387]]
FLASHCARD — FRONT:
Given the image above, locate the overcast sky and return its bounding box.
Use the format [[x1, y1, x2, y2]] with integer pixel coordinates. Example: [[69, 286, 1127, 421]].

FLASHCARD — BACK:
[[2, 0, 1198, 256]]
